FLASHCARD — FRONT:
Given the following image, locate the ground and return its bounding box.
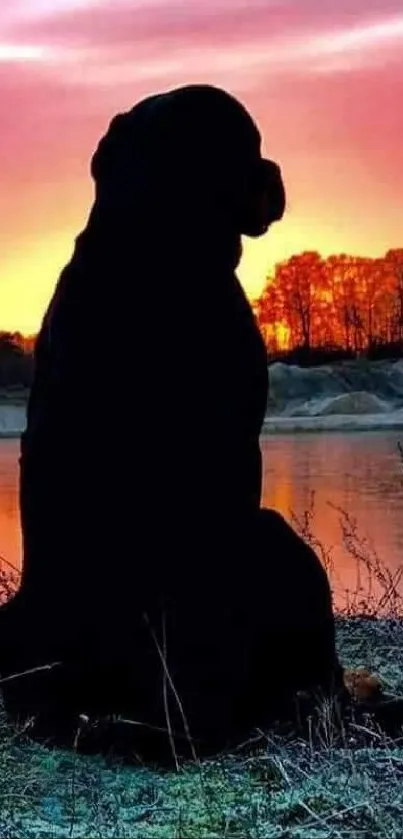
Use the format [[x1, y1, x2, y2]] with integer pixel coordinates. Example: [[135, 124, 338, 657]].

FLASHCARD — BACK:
[[0, 616, 403, 838]]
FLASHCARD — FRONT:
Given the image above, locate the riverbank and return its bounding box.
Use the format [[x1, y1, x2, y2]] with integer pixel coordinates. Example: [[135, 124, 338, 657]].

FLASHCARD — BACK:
[[0, 407, 26, 437], [4, 410, 403, 437], [5, 359, 403, 437], [0, 390, 27, 438], [1, 615, 403, 837], [262, 412, 403, 433], [5, 406, 403, 438]]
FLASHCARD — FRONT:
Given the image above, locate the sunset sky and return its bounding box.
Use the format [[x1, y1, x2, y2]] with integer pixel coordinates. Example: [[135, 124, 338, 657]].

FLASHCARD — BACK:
[[1, 0, 402, 334]]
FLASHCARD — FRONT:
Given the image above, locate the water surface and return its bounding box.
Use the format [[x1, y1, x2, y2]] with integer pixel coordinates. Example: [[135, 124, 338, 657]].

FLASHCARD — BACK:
[[1, 432, 403, 611]]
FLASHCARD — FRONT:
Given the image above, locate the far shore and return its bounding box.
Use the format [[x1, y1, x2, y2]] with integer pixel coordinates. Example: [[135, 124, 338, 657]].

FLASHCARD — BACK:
[[3, 381, 403, 438], [3, 408, 403, 439], [0, 387, 29, 403], [0, 396, 27, 438]]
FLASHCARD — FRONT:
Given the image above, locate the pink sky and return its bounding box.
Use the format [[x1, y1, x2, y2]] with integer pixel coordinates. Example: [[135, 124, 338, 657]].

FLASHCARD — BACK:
[[1, 0, 402, 332]]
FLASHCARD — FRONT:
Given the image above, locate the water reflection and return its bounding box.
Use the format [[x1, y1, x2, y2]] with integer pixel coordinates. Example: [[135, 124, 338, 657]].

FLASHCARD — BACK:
[[261, 431, 403, 609], [0, 440, 21, 577], [1, 433, 403, 611]]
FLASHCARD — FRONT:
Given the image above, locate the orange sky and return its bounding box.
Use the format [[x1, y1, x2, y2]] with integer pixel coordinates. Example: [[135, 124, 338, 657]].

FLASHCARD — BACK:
[[1, 0, 402, 334]]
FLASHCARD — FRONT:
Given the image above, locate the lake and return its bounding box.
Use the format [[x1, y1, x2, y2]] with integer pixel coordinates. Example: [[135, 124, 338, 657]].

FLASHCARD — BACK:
[[1, 432, 403, 612]]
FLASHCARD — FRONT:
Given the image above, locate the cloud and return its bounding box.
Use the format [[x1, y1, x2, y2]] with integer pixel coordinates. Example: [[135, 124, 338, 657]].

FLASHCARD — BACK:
[[305, 15, 403, 56], [1, 0, 402, 91], [0, 43, 50, 61], [0, 42, 80, 63]]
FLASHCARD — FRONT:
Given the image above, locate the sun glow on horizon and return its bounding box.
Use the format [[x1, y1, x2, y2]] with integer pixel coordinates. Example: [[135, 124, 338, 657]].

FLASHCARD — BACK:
[[2, 227, 402, 335]]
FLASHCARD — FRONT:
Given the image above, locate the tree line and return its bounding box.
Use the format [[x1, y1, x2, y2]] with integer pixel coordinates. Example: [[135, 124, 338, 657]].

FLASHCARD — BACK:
[[0, 333, 34, 388], [1, 246, 403, 387], [254, 248, 403, 359]]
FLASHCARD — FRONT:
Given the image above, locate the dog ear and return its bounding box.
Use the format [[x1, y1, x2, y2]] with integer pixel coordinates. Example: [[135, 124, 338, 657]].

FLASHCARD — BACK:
[[238, 158, 286, 238]]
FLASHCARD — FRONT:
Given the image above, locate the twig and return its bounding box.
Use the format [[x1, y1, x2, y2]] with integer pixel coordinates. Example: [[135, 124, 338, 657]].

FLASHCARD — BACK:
[[303, 801, 370, 831], [143, 611, 198, 764], [114, 716, 196, 740], [298, 798, 343, 839], [161, 609, 178, 770], [0, 661, 62, 685], [0, 553, 21, 575]]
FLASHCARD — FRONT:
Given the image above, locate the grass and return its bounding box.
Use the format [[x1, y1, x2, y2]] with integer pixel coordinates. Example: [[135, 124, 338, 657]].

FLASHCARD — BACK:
[[1, 493, 403, 835]]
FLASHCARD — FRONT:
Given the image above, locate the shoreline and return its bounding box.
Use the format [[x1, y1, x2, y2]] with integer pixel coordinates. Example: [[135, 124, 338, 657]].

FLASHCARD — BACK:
[[262, 413, 403, 433], [3, 410, 403, 438], [0, 403, 26, 438]]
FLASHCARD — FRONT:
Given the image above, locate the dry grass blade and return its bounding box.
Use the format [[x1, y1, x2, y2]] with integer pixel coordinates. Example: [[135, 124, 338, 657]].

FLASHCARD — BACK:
[[143, 610, 198, 765], [0, 661, 62, 686], [161, 609, 178, 771]]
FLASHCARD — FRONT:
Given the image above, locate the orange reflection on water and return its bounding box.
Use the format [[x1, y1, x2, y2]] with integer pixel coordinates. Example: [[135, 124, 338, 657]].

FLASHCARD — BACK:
[[1, 433, 403, 614], [0, 440, 21, 575], [261, 431, 403, 612]]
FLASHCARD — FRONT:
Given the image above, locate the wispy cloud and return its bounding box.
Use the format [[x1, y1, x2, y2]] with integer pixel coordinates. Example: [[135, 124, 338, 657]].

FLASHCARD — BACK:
[[1, 1, 402, 88], [305, 15, 403, 56], [0, 44, 49, 62], [0, 42, 81, 63]]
